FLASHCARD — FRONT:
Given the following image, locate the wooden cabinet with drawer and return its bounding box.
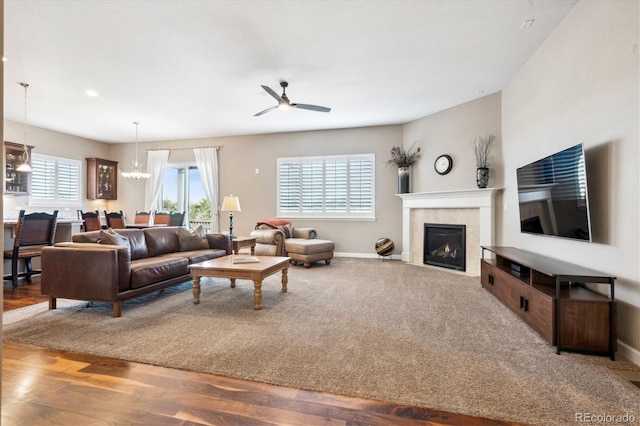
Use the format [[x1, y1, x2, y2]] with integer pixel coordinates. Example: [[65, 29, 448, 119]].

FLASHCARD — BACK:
[[481, 246, 615, 359]]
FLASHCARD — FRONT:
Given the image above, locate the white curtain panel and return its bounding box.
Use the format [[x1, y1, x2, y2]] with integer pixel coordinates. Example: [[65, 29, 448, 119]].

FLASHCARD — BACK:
[[193, 147, 220, 232], [144, 150, 170, 212]]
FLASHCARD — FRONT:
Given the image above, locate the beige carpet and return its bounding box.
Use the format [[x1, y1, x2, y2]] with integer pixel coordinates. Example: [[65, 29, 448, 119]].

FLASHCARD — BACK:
[[3, 258, 639, 425]]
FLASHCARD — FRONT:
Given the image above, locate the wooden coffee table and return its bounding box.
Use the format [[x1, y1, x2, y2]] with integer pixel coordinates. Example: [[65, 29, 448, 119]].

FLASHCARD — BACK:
[[188, 256, 291, 310]]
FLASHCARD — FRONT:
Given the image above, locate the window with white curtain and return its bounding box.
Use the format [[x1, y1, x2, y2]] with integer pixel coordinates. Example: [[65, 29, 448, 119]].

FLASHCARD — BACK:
[[277, 154, 375, 219], [29, 154, 81, 207]]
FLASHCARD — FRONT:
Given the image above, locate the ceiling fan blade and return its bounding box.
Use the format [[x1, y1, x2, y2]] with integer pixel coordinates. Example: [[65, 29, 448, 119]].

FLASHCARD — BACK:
[[254, 105, 279, 116], [261, 85, 282, 102], [291, 103, 331, 113]]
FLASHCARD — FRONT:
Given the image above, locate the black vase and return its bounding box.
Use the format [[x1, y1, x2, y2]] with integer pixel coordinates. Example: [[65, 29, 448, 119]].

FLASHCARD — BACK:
[[476, 167, 489, 189], [398, 167, 411, 193]]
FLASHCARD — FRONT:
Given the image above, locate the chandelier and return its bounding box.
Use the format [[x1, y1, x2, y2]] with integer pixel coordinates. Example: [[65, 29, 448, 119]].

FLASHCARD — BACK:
[[121, 121, 151, 180], [16, 82, 33, 173]]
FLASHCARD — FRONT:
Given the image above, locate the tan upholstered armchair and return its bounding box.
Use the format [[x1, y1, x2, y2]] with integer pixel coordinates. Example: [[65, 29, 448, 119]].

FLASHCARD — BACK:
[[250, 219, 316, 256]]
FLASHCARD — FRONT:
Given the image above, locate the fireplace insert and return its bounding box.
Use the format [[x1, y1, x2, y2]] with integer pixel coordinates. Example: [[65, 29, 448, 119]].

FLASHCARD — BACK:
[[423, 223, 466, 271]]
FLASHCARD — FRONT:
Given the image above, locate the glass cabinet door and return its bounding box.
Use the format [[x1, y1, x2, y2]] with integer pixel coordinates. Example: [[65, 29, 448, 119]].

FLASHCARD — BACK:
[[4, 141, 34, 195], [86, 158, 118, 200]]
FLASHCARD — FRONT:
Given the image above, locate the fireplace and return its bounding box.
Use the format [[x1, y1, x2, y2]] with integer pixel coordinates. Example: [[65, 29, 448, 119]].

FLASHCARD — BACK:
[[423, 223, 466, 271]]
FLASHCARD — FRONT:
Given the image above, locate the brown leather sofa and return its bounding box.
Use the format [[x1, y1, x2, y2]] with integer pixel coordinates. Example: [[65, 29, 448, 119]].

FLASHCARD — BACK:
[[41, 227, 232, 317]]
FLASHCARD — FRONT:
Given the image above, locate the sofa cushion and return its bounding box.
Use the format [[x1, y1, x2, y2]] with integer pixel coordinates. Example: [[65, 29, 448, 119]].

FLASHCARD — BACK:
[[178, 226, 209, 251], [144, 227, 180, 257], [97, 228, 130, 247], [166, 249, 227, 264], [125, 230, 150, 260], [130, 256, 189, 289]]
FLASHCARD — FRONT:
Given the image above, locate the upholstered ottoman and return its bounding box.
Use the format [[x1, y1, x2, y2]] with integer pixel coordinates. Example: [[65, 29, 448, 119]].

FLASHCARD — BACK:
[[285, 238, 335, 267]]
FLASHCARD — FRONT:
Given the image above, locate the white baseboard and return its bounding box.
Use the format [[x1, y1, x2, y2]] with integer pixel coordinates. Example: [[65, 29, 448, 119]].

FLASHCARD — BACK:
[[334, 252, 402, 260], [617, 340, 640, 367]]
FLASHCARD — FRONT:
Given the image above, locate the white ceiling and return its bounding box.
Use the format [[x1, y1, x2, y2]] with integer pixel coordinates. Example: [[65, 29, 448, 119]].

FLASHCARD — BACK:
[[3, 0, 577, 144]]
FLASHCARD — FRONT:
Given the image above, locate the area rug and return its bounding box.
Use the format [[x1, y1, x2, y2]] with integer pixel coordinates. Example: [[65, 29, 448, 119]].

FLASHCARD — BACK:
[[3, 258, 639, 425]]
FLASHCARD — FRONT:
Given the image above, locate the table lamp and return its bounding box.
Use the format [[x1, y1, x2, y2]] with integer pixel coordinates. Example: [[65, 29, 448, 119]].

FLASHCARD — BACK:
[[221, 195, 241, 237]]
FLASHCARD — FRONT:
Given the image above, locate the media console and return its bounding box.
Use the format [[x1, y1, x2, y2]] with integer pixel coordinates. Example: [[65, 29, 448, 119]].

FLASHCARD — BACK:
[[481, 246, 615, 360]]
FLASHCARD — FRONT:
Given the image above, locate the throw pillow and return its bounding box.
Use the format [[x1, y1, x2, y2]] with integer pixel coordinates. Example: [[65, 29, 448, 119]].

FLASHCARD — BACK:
[[178, 225, 209, 251], [97, 228, 130, 248]]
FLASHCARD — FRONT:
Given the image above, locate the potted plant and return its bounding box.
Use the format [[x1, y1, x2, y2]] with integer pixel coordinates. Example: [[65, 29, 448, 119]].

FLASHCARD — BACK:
[[472, 133, 495, 188], [387, 142, 421, 193]]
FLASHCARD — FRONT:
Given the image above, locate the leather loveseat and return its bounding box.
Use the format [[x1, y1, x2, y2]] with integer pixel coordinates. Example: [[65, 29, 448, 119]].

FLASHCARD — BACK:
[[41, 226, 232, 317]]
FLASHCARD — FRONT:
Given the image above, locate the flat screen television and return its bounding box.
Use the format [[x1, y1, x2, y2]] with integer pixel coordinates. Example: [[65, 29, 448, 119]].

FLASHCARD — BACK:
[[516, 143, 592, 242]]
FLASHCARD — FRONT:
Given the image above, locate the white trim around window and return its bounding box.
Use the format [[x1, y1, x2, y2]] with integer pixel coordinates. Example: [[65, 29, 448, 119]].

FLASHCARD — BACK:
[[277, 153, 375, 220]]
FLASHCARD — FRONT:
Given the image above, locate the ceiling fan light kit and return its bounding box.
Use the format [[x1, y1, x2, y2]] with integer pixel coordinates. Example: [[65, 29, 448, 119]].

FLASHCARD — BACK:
[[254, 81, 331, 116]]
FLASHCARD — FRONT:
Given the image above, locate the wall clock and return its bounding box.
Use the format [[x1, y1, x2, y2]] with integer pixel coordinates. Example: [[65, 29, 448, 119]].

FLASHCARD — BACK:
[[434, 154, 453, 175]]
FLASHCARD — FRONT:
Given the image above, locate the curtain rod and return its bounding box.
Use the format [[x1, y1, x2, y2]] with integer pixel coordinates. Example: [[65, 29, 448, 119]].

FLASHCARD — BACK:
[[145, 145, 222, 152]]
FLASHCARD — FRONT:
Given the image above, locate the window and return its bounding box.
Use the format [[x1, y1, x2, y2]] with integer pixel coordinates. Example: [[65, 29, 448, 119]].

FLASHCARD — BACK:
[[161, 165, 211, 229], [30, 154, 81, 207], [277, 154, 375, 219]]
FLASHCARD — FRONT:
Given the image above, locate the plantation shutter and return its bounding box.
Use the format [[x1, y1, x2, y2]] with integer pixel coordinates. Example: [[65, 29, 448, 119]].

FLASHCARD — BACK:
[[30, 154, 81, 206], [301, 158, 324, 213], [31, 156, 56, 200], [325, 157, 348, 212], [348, 155, 374, 212], [278, 160, 301, 213], [277, 154, 375, 218]]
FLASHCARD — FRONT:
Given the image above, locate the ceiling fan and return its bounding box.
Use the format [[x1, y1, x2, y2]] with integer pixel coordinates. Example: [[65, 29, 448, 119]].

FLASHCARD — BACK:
[[254, 81, 331, 116]]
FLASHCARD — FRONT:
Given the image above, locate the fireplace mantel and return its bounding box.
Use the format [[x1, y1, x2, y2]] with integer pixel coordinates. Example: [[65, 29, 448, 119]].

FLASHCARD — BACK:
[[396, 188, 502, 274]]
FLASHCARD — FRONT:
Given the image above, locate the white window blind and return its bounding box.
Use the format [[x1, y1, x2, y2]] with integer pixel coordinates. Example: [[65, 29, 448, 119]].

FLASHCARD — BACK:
[[30, 154, 81, 207], [277, 154, 375, 219]]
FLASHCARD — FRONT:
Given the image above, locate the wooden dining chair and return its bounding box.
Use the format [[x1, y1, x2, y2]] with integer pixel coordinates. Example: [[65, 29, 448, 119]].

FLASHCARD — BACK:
[[104, 210, 127, 229], [80, 210, 103, 232], [134, 210, 153, 225], [3, 210, 58, 288], [153, 212, 170, 225], [169, 211, 186, 226]]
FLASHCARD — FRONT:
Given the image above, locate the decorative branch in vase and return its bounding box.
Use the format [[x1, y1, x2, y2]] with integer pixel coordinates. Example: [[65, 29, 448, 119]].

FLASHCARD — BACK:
[[472, 133, 495, 189], [387, 142, 421, 193]]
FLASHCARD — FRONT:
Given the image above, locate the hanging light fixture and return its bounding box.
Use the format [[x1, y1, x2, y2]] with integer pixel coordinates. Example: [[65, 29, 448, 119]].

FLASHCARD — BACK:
[[121, 121, 151, 179], [16, 82, 33, 173]]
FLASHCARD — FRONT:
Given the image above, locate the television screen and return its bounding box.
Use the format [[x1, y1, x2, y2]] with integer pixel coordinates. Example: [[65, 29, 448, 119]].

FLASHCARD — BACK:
[[516, 143, 592, 242]]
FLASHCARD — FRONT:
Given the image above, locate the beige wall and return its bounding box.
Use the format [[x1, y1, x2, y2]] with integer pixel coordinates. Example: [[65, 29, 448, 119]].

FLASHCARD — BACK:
[[501, 1, 639, 362], [403, 92, 502, 193], [109, 125, 405, 256]]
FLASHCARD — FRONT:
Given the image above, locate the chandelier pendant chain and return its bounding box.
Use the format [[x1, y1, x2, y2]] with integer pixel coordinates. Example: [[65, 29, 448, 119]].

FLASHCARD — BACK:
[[16, 82, 33, 172], [22, 83, 28, 149]]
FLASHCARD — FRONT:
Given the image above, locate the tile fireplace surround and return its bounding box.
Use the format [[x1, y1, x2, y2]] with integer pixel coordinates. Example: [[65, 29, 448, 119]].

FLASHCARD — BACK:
[[396, 188, 502, 276]]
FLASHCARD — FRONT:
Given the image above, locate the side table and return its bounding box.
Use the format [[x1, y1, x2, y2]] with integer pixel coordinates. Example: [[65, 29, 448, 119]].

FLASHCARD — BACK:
[[232, 236, 256, 255]]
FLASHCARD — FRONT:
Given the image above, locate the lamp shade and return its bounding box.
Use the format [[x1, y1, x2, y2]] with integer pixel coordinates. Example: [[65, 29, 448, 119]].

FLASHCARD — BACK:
[[221, 195, 241, 212]]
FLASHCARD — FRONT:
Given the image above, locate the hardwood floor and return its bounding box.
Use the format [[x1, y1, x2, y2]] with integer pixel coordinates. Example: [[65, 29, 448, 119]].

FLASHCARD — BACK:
[[2, 278, 520, 425]]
